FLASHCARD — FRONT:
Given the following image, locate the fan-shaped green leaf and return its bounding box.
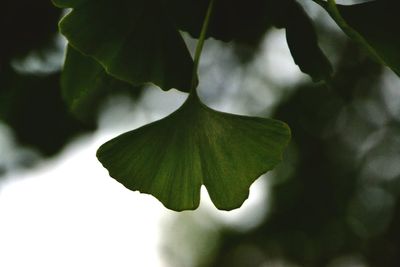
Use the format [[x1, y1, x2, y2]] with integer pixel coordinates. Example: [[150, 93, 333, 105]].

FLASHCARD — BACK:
[[97, 95, 290, 211], [62, 46, 140, 124], [52, 0, 194, 92]]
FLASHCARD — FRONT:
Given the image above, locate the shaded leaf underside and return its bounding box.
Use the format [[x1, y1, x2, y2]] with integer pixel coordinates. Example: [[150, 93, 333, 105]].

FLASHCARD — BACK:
[[170, 0, 272, 43], [53, 0, 194, 92], [62, 46, 140, 124], [285, 1, 332, 82], [97, 95, 290, 211]]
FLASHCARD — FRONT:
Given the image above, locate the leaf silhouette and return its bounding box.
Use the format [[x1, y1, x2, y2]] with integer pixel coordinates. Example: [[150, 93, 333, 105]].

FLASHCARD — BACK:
[[285, 1, 332, 82]]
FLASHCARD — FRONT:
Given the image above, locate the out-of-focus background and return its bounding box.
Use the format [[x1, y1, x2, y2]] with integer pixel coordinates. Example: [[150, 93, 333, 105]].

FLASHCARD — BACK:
[[1, 1, 400, 266]]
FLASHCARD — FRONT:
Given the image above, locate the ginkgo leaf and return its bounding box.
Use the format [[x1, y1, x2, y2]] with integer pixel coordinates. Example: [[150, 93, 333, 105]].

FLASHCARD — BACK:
[[62, 46, 141, 124], [323, 1, 400, 77], [52, 0, 194, 92], [97, 94, 290, 211], [285, 1, 332, 82]]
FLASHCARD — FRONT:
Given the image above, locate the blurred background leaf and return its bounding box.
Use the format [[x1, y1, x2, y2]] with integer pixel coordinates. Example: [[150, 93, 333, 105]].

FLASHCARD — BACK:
[[0, 66, 90, 156]]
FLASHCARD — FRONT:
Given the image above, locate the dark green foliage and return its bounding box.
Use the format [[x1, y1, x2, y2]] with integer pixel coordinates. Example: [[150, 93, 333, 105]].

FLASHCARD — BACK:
[[53, 0, 194, 92], [0, 2, 89, 157], [170, 0, 273, 44], [1, 1, 61, 63], [339, 1, 400, 76], [172, 0, 332, 81], [323, 1, 400, 76], [285, 1, 332, 82], [0, 67, 90, 156], [270, 0, 332, 81]]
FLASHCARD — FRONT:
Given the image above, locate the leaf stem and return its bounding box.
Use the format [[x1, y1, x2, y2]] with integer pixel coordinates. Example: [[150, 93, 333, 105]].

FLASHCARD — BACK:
[[190, 0, 215, 96]]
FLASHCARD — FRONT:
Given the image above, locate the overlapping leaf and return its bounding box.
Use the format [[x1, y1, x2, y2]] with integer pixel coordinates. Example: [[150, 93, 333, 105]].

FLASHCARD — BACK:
[[62, 46, 141, 124], [171, 0, 332, 81], [170, 0, 272, 43], [53, 0, 194, 92], [285, 1, 332, 82], [97, 95, 290, 211], [323, 1, 400, 76], [261, 0, 332, 82]]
